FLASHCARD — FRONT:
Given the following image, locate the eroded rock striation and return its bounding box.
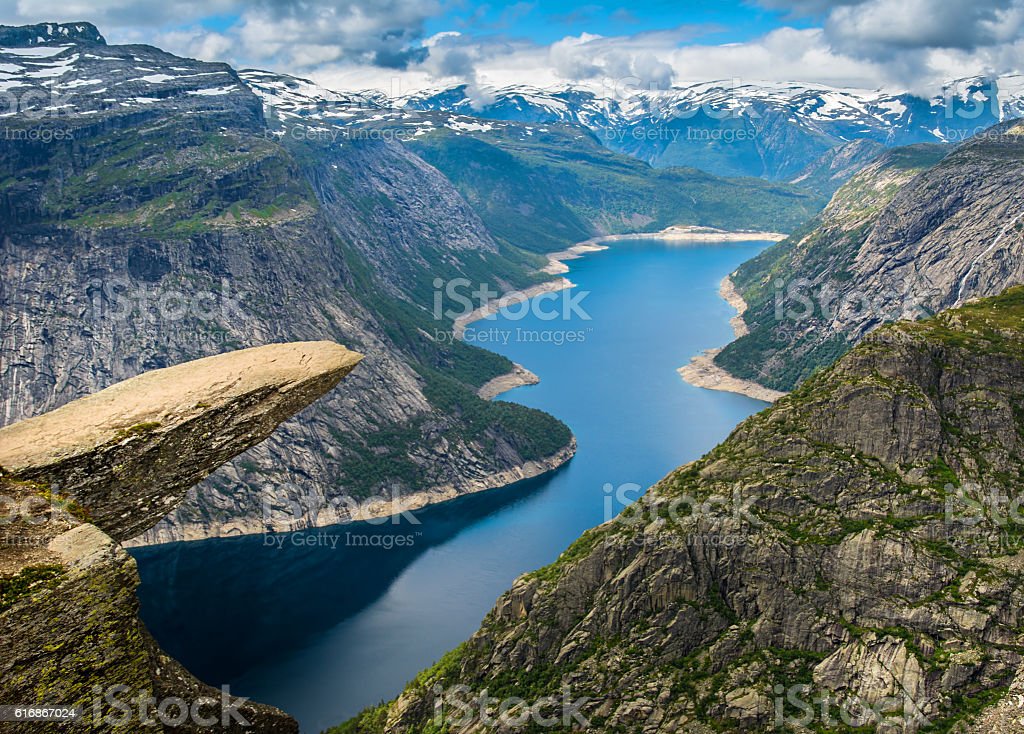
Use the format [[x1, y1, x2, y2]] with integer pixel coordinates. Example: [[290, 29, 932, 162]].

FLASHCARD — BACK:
[[342, 288, 1024, 733], [717, 123, 1024, 393], [0, 341, 361, 732], [0, 23, 575, 544]]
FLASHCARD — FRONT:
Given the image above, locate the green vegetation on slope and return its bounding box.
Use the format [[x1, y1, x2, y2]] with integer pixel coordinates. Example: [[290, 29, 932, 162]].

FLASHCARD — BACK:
[[408, 124, 826, 253], [32, 122, 315, 234], [714, 143, 950, 391], [336, 285, 1024, 734]]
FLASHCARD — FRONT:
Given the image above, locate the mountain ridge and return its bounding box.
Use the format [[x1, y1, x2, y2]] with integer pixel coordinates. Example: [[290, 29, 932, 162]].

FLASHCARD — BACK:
[[340, 285, 1024, 734], [716, 121, 1024, 393]]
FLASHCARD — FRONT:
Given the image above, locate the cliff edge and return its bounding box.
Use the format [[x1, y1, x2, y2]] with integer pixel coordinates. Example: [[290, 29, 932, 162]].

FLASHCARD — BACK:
[[0, 341, 362, 732]]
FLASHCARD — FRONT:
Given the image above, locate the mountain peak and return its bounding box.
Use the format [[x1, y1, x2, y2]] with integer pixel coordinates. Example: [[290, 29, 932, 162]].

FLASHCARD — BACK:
[[0, 22, 105, 47]]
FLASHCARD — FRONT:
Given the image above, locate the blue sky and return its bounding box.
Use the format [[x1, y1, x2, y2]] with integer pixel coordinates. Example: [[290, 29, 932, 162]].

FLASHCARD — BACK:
[[424, 0, 817, 44], [141, 1, 818, 46], [1, 0, 1021, 93]]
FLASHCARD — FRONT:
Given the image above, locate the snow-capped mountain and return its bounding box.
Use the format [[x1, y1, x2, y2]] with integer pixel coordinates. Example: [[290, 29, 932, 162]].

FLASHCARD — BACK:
[[0, 22, 259, 121], [240, 68, 1024, 181], [401, 83, 629, 130], [402, 76, 1024, 138], [6, 21, 1020, 187], [398, 76, 1024, 179], [238, 68, 539, 141], [0, 29, 560, 150], [238, 68, 382, 120]]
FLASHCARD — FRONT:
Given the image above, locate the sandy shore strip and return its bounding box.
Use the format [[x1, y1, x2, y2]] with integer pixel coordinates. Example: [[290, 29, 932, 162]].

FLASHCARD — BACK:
[[719, 275, 751, 338], [477, 362, 540, 400], [578, 224, 788, 248], [453, 277, 575, 339], [678, 275, 788, 403], [541, 243, 610, 275]]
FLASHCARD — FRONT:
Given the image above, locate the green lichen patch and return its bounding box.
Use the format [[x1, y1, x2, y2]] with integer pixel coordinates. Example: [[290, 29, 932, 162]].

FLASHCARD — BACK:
[[0, 564, 66, 613], [111, 421, 162, 443]]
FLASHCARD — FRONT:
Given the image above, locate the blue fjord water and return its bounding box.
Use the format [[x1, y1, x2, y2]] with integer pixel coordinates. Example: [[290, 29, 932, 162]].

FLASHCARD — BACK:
[[131, 239, 772, 732]]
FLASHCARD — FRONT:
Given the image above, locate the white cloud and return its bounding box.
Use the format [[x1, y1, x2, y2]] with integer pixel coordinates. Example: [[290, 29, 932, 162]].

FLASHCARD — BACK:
[[827, 0, 1019, 51], [2, 0, 1022, 95], [2, 0, 238, 38], [154, 28, 233, 63]]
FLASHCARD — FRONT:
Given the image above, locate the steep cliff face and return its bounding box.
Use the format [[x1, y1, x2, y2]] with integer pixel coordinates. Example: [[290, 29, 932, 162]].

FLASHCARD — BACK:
[[344, 288, 1024, 733], [715, 124, 1024, 392], [0, 25, 572, 544], [789, 139, 887, 196], [0, 342, 361, 733]]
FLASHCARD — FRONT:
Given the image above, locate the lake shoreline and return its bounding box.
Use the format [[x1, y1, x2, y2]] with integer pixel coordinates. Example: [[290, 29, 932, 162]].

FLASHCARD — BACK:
[[458, 226, 787, 401], [477, 362, 540, 400], [126, 439, 577, 546], [577, 224, 788, 247], [677, 275, 788, 403]]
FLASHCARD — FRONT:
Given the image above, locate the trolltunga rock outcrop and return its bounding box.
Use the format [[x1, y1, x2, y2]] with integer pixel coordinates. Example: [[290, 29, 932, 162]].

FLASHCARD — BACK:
[[0, 341, 361, 732], [0, 341, 362, 542]]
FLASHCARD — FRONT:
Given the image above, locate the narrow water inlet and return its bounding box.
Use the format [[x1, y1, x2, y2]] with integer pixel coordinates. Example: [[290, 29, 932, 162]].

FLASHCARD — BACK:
[[131, 239, 776, 732]]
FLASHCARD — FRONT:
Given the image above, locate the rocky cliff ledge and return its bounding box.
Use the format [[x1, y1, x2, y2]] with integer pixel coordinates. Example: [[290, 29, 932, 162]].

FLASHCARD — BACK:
[[0, 341, 361, 732], [342, 288, 1024, 733], [0, 342, 361, 542]]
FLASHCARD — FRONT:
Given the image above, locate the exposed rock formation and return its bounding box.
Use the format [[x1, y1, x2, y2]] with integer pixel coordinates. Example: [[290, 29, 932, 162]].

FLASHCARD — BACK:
[[0, 342, 361, 732], [342, 288, 1024, 733], [789, 138, 887, 196], [0, 24, 574, 544], [0, 341, 361, 541], [717, 125, 1024, 392], [477, 363, 540, 401]]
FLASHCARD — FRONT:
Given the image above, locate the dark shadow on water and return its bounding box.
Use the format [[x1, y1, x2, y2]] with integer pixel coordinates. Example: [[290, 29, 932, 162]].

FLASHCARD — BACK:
[[130, 462, 570, 685]]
